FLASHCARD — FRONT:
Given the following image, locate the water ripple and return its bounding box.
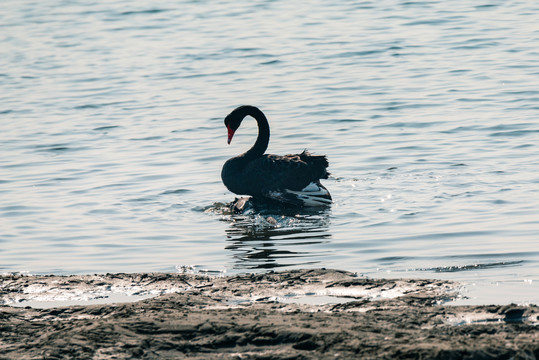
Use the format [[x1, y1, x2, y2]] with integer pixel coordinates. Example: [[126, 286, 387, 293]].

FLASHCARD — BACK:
[[418, 261, 525, 273]]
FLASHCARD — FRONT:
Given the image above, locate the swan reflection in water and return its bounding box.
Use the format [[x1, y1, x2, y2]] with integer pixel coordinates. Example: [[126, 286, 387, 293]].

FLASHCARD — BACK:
[[222, 203, 332, 270]]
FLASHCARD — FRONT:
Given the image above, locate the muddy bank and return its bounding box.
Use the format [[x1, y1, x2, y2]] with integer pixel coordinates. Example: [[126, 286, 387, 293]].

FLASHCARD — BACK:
[[1, 269, 538, 359]]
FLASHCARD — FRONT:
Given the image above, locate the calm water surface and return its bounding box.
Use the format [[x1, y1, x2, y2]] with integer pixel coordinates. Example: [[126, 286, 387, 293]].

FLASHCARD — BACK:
[[1, 0, 538, 304]]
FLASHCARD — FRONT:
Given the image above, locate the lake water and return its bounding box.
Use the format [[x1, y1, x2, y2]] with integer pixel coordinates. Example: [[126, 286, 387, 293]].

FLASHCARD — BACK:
[[1, 0, 538, 305]]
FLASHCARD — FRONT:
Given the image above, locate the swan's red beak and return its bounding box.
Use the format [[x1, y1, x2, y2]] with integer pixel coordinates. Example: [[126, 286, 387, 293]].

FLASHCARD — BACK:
[[227, 126, 235, 144]]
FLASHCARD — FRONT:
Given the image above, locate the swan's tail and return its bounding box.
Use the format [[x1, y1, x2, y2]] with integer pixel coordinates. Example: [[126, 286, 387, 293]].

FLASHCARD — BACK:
[[299, 150, 330, 179]]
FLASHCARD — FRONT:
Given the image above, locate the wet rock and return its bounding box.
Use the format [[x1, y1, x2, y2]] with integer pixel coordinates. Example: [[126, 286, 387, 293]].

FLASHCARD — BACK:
[[293, 339, 319, 350], [502, 307, 526, 323]]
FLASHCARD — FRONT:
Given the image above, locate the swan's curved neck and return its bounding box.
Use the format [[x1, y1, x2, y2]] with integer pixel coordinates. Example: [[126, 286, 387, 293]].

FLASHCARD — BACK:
[[241, 106, 270, 161]]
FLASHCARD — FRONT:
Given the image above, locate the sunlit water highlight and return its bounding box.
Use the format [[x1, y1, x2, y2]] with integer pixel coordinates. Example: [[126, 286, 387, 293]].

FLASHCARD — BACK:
[[1, 0, 538, 304]]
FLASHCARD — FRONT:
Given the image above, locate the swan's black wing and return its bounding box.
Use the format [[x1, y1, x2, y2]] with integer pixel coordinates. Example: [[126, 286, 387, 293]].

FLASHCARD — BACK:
[[240, 150, 332, 206]]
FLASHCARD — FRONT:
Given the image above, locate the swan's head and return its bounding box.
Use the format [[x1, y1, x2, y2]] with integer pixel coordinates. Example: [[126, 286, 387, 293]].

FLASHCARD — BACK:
[[224, 108, 243, 144], [224, 105, 261, 144]]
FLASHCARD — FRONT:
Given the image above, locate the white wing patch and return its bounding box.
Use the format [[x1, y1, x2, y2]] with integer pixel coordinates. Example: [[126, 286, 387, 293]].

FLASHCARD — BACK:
[[301, 182, 321, 192], [267, 182, 332, 207]]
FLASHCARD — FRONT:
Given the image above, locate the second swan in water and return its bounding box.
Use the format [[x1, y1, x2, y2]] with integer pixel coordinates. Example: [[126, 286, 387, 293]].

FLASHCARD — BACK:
[[221, 105, 331, 207]]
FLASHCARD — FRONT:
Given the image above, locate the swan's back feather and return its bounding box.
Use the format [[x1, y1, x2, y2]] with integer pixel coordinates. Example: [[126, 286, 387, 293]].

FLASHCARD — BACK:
[[236, 150, 329, 195]]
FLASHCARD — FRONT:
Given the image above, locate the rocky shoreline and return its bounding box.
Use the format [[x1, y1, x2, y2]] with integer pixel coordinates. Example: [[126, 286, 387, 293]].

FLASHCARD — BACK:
[[1, 269, 537, 359]]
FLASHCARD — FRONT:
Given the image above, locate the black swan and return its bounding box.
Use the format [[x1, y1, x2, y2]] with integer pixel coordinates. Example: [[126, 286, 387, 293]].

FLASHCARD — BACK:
[[221, 105, 332, 207]]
